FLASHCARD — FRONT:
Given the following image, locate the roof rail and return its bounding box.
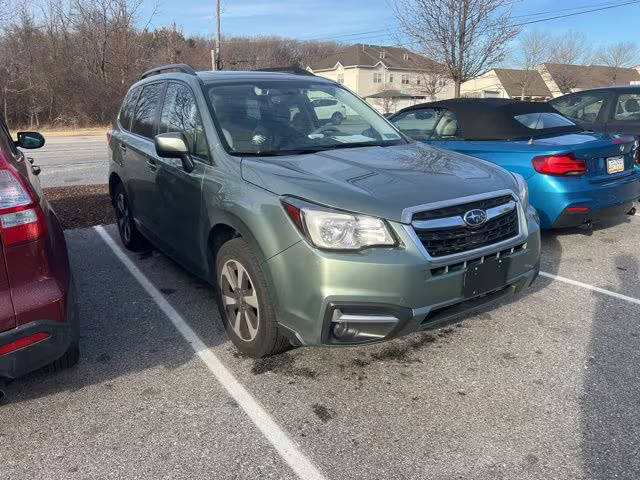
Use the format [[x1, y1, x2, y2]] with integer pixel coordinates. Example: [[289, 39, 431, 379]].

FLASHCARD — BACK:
[[254, 67, 315, 76], [140, 64, 197, 80]]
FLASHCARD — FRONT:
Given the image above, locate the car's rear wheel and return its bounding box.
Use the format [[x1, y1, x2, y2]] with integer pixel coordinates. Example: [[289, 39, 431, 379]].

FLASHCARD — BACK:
[[331, 111, 344, 125], [215, 238, 289, 358], [113, 183, 148, 251]]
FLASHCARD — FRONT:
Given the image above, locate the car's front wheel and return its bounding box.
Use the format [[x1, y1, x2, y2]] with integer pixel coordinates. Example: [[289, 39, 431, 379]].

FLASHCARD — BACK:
[[215, 238, 289, 358]]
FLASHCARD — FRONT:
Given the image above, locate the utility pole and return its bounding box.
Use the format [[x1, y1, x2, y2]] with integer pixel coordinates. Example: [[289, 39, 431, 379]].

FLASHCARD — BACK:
[[215, 0, 222, 71]]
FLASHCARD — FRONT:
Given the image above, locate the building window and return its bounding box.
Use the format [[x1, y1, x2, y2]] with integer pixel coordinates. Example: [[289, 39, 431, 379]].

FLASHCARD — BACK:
[[403, 53, 409, 60], [416, 77, 421, 85], [379, 51, 386, 59], [401, 74, 409, 85], [337, 73, 344, 84], [374, 72, 383, 83], [389, 74, 394, 83]]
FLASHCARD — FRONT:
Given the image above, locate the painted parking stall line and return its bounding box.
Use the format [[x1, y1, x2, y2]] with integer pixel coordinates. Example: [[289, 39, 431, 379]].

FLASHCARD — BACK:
[[540, 271, 640, 306], [94, 226, 328, 480]]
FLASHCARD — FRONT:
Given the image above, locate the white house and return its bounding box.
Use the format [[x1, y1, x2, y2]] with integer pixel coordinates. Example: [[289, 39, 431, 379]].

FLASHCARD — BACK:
[[307, 44, 454, 114]]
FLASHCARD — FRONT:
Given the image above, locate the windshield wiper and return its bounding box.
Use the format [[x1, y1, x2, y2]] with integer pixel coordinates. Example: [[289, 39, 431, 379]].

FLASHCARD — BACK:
[[239, 141, 402, 157]]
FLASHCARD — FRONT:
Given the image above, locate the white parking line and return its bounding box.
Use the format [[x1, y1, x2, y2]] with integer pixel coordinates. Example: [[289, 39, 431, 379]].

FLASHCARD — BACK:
[[94, 226, 327, 480], [540, 271, 640, 306]]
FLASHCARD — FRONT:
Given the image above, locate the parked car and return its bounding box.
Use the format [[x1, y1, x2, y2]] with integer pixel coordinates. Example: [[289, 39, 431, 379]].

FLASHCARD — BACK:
[[310, 97, 347, 124], [0, 120, 78, 396], [108, 64, 541, 358], [550, 86, 640, 160], [390, 99, 640, 229]]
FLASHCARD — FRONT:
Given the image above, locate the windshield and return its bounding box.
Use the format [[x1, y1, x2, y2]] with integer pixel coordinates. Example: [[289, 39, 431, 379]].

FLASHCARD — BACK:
[[206, 80, 406, 155]]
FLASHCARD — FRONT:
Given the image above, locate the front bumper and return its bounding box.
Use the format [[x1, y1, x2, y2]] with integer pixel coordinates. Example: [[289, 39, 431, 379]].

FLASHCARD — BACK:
[[266, 210, 541, 346], [0, 286, 78, 380]]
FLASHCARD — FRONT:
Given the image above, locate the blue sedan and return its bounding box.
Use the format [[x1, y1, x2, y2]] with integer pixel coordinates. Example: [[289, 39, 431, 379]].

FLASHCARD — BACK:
[[390, 98, 640, 229]]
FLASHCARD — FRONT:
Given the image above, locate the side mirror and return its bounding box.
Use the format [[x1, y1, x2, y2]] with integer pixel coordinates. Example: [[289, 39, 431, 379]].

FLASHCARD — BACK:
[[16, 131, 45, 149], [154, 132, 195, 173]]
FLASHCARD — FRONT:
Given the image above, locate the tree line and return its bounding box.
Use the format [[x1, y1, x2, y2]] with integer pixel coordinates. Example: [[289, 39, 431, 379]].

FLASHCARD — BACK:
[[0, 0, 338, 129]]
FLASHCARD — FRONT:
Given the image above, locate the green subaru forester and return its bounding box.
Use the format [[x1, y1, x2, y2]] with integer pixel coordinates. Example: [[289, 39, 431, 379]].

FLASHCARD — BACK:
[[108, 64, 541, 358]]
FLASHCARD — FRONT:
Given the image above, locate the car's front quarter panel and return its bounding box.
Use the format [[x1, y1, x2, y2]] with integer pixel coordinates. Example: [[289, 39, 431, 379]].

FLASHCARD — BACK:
[[200, 154, 303, 269]]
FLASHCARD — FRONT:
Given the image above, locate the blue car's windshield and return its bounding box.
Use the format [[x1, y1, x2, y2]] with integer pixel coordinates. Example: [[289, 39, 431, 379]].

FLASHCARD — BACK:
[[206, 81, 406, 155]]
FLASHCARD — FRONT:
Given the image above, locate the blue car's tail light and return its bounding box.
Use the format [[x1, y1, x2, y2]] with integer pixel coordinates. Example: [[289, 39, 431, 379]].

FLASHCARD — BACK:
[[532, 153, 586, 176]]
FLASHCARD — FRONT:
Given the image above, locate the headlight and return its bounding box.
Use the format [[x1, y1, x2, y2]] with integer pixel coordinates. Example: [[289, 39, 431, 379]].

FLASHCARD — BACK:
[[282, 199, 396, 250], [512, 172, 529, 209]]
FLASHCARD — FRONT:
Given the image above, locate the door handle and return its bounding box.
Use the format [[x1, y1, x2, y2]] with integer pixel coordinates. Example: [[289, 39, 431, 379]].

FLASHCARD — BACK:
[[146, 159, 158, 171], [119, 143, 127, 153]]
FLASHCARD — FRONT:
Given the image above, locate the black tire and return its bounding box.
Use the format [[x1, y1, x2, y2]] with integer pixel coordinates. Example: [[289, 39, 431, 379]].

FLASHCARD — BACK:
[[331, 111, 344, 125], [215, 238, 289, 358], [113, 182, 148, 251], [47, 341, 80, 373]]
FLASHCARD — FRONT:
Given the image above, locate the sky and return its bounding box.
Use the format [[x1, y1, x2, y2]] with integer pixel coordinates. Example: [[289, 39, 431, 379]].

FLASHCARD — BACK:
[[140, 0, 640, 52]]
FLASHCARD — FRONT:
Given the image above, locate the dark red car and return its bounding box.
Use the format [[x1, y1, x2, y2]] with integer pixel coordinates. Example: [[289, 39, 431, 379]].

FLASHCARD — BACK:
[[0, 118, 78, 396]]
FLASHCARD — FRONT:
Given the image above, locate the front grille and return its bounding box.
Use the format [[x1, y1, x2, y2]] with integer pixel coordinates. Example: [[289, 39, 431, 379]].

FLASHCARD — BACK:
[[415, 209, 519, 258], [412, 195, 513, 221]]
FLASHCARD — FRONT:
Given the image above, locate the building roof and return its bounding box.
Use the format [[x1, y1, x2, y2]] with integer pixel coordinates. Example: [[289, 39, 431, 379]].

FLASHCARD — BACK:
[[308, 43, 438, 72], [365, 89, 415, 99], [492, 68, 552, 98], [542, 63, 640, 91]]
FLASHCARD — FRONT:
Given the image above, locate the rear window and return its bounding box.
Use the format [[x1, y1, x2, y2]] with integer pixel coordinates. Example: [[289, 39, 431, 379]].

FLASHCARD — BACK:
[[514, 112, 575, 130], [119, 86, 140, 131], [131, 82, 165, 139]]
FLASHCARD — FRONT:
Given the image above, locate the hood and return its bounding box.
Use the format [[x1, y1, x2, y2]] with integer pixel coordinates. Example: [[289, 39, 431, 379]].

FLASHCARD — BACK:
[[241, 143, 517, 223]]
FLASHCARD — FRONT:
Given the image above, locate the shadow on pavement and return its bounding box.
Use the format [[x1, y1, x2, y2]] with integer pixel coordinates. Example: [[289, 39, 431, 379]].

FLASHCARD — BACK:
[[581, 254, 640, 479], [3, 227, 227, 403]]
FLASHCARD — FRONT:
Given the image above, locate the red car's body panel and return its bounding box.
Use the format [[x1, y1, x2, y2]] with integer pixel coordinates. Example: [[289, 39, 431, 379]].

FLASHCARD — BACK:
[[0, 121, 77, 381]]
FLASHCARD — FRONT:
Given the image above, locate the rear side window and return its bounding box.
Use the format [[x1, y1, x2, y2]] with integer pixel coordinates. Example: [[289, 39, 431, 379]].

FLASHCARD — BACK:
[[514, 112, 575, 129], [0, 117, 18, 157], [551, 94, 606, 123], [614, 94, 640, 121], [391, 108, 438, 140], [159, 83, 209, 161], [131, 83, 165, 139], [433, 110, 459, 139], [118, 87, 140, 131]]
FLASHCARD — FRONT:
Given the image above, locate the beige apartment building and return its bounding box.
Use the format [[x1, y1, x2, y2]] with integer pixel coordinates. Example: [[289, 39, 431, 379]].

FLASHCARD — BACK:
[[308, 44, 454, 113], [462, 65, 640, 100], [460, 68, 552, 101]]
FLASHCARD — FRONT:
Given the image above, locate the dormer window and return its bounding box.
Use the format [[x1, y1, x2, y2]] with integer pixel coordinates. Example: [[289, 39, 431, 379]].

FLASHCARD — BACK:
[[379, 51, 386, 59], [403, 53, 409, 61]]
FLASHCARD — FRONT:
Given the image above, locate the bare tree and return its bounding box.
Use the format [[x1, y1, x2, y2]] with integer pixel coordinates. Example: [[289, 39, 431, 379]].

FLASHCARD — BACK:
[[595, 41, 640, 84], [393, 0, 521, 97], [545, 30, 592, 94], [412, 62, 449, 100], [511, 29, 550, 100]]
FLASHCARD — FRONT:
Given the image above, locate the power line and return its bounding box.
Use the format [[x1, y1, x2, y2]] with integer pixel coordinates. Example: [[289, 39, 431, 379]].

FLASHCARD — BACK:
[[513, 0, 640, 26], [513, 0, 635, 18]]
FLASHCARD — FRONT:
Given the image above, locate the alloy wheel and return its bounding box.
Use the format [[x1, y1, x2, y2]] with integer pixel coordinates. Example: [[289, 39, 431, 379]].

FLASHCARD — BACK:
[[116, 192, 132, 244], [220, 259, 260, 342]]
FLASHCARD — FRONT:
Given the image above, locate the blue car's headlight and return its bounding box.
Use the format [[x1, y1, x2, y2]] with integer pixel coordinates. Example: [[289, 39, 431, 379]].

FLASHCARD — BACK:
[[511, 173, 529, 210]]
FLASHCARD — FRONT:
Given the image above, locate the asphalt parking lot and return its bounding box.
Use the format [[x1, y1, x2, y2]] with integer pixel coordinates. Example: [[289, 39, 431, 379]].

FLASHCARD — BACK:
[[3, 140, 640, 480]]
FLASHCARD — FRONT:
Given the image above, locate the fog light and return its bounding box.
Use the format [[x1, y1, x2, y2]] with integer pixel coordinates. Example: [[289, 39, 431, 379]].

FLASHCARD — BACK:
[[329, 309, 399, 344], [332, 321, 351, 338]]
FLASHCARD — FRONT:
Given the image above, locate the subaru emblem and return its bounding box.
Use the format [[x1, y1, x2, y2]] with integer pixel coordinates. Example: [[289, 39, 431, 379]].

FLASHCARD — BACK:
[[463, 209, 488, 228]]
